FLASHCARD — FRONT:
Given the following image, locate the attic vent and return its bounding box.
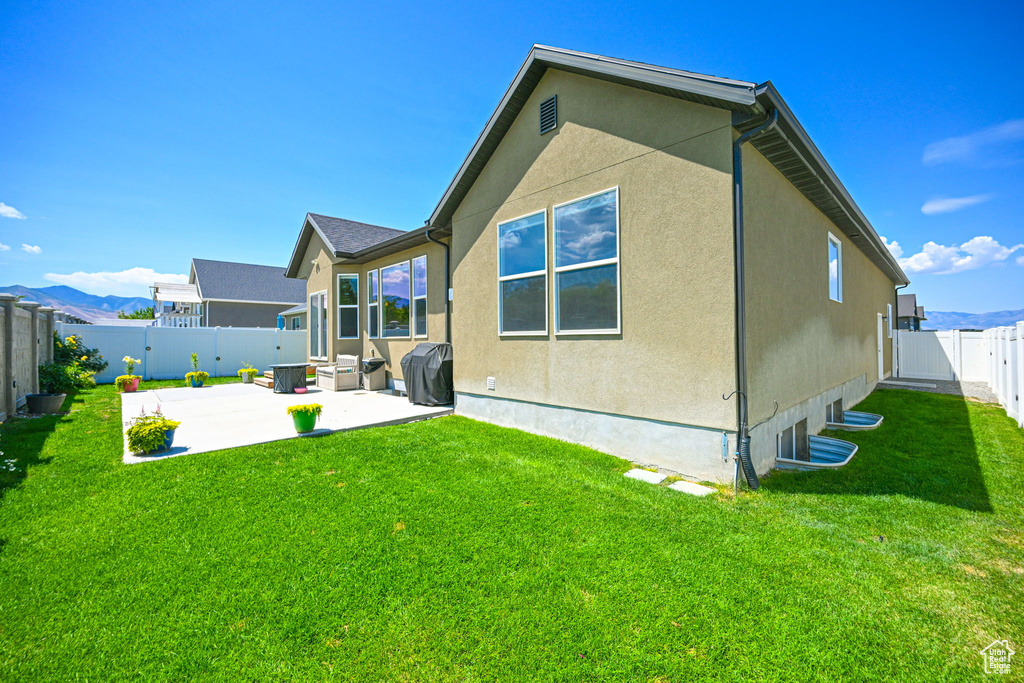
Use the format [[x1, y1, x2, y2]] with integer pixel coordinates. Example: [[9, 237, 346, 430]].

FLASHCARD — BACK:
[[539, 95, 557, 134]]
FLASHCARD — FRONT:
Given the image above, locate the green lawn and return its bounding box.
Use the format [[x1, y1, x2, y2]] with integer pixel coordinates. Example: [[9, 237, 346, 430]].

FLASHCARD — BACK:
[[0, 383, 1021, 681]]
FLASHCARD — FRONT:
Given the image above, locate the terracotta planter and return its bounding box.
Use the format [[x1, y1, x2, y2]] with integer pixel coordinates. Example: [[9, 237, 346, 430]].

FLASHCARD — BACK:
[[122, 377, 140, 393], [26, 393, 66, 414]]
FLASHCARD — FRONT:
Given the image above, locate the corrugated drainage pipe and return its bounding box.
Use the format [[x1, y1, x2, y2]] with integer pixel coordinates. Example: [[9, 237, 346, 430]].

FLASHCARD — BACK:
[[731, 109, 779, 490]]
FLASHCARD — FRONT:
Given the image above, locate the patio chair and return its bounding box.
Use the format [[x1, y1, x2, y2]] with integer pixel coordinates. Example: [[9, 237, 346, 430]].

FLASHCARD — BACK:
[[316, 354, 359, 391]]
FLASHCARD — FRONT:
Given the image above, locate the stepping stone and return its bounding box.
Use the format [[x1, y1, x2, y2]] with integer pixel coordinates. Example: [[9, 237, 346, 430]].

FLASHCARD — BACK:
[[669, 480, 716, 496], [624, 468, 666, 484]]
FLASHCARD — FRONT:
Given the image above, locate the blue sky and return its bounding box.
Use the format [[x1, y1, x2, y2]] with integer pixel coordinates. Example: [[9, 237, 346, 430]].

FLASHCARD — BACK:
[[1, 0, 1022, 312]]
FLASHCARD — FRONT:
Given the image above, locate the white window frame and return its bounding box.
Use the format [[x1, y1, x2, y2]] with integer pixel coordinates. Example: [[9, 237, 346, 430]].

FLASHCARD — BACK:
[[497, 209, 548, 336], [887, 303, 893, 339], [309, 289, 328, 360], [380, 260, 412, 339], [828, 232, 843, 303], [367, 269, 379, 339], [553, 186, 621, 335], [412, 255, 428, 338], [336, 273, 359, 340]]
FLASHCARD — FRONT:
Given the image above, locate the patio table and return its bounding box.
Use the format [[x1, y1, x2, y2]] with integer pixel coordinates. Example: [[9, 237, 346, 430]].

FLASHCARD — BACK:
[[269, 363, 309, 393]]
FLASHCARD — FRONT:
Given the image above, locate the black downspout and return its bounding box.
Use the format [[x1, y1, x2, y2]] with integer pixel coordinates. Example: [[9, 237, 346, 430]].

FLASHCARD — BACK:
[[731, 109, 778, 490], [424, 225, 452, 344]]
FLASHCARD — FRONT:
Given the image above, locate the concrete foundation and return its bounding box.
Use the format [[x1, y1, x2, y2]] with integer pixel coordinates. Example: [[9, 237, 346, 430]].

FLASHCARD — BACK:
[[455, 392, 737, 483]]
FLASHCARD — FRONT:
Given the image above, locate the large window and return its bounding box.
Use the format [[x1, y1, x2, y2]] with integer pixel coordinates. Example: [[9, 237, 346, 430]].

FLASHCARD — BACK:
[[413, 256, 427, 337], [828, 233, 842, 302], [309, 290, 327, 358], [498, 210, 547, 334], [554, 188, 620, 334], [367, 270, 379, 339], [337, 274, 358, 339], [381, 261, 411, 338]]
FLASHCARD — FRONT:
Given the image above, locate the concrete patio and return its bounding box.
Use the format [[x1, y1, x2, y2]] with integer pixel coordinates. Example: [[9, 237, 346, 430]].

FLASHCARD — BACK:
[[119, 383, 452, 464]]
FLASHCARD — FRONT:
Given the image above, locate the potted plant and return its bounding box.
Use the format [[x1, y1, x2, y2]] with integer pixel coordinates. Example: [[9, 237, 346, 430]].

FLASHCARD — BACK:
[[286, 403, 322, 434], [27, 362, 74, 413], [238, 363, 259, 384], [186, 353, 208, 388], [125, 406, 181, 455], [116, 356, 142, 393]]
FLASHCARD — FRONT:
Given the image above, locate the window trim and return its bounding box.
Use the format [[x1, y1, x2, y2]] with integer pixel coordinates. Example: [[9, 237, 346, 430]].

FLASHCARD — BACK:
[[553, 186, 622, 336], [828, 232, 843, 303], [309, 289, 328, 360], [887, 303, 893, 339], [497, 209, 548, 337], [336, 273, 359, 340], [367, 269, 379, 340], [412, 255, 428, 338], [380, 259, 412, 339]]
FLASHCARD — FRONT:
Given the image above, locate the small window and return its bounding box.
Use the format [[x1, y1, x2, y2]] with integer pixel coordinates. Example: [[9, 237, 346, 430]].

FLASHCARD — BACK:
[[778, 419, 809, 462], [554, 188, 620, 334], [540, 95, 557, 134], [413, 256, 427, 338], [828, 233, 842, 302], [498, 210, 547, 335], [887, 303, 893, 338], [367, 270, 379, 339], [381, 261, 411, 338], [337, 274, 359, 339]]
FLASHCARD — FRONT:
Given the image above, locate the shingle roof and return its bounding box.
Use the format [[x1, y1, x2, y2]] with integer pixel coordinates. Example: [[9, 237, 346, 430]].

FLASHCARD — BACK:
[[191, 259, 306, 303], [897, 293, 919, 318], [307, 214, 405, 254]]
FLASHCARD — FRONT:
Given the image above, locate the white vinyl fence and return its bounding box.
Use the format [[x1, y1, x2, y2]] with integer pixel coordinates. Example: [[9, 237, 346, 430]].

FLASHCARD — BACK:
[[57, 323, 307, 383], [895, 322, 1023, 427]]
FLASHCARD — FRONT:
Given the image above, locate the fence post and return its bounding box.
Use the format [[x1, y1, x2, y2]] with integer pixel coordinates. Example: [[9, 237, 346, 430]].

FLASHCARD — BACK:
[[1017, 321, 1024, 428], [38, 307, 55, 364], [20, 301, 41, 395], [0, 294, 16, 420], [952, 330, 962, 381], [213, 327, 220, 378], [143, 325, 151, 380], [274, 328, 281, 365]]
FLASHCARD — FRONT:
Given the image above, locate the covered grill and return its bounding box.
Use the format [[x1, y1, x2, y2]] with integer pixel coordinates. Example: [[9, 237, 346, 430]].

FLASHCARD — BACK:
[[399, 343, 453, 406]]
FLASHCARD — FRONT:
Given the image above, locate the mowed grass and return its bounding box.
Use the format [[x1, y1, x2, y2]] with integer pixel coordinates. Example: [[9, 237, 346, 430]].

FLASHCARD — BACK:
[[0, 383, 1021, 681]]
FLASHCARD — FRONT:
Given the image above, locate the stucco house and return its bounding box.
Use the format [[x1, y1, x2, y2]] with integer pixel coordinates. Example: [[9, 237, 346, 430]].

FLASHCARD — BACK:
[[153, 259, 306, 328], [284, 46, 909, 484]]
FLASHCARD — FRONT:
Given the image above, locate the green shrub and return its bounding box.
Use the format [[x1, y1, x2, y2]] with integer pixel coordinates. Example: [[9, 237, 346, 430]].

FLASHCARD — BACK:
[[237, 364, 259, 378], [54, 334, 108, 374], [38, 363, 77, 395], [124, 409, 181, 454]]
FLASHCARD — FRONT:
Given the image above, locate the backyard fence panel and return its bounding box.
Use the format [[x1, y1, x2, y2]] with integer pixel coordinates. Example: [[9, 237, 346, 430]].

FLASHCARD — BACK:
[[959, 331, 989, 383], [57, 324, 306, 383], [895, 330, 955, 380]]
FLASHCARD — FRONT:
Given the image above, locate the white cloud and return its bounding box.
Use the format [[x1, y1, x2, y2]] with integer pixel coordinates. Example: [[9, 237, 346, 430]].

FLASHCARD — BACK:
[[44, 267, 188, 297], [923, 119, 1024, 165], [0, 242, 10, 251], [888, 235, 1023, 275], [1017, 255, 1024, 267], [21, 244, 41, 254], [0, 203, 26, 219], [920, 194, 994, 215]]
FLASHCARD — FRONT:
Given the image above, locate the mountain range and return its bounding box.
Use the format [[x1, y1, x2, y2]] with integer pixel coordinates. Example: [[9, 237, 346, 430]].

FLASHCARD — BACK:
[[0, 285, 152, 322], [924, 309, 1024, 331]]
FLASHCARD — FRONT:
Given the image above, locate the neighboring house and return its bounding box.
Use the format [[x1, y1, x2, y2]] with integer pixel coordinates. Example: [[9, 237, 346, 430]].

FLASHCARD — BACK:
[[154, 259, 306, 328], [897, 293, 927, 331], [280, 303, 307, 330], [285, 46, 909, 482]]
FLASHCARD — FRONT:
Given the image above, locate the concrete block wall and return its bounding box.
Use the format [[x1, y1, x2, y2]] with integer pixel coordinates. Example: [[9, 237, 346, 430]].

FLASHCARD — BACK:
[[0, 294, 56, 421]]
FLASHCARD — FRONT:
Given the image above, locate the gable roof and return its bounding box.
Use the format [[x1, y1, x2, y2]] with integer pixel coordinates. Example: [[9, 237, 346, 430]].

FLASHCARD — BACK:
[[898, 293, 921, 318], [190, 258, 306, 304], [284, 213, 450, 278], [427, 45, 908, 286]]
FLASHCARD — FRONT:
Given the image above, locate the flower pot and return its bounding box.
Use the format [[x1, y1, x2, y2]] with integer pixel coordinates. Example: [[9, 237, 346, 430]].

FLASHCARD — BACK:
[[26, 393, 67, 414], [122, 377, 140, 393], [292, 411, 317, 434], [190, 377, 204, 388], [294, 387, 307, 394], [241, 374, 254, 384], [144, 428, 176, 455]]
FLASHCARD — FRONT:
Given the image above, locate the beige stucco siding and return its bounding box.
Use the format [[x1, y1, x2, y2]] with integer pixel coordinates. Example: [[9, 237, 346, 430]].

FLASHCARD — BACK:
[[450, 69, 737, 431], [743, 145, 896, 426], [296, 230, 449, 383]]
